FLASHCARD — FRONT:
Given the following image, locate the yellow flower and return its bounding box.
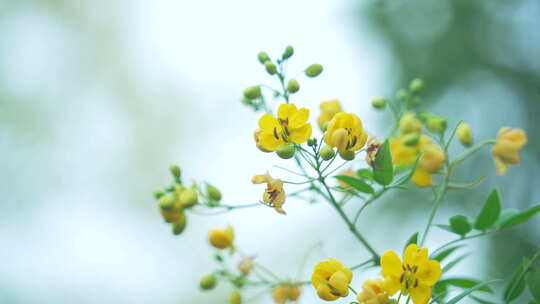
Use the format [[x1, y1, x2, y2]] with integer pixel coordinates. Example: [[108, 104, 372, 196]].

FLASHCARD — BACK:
[[272, 283, 301, 304], [252, 172, 286, 214], [492, 127, 527, 175], [324, 112, 368, 153], [318, 100, 343, 130], [390, 135, 445, 187], [357, 279, 388, 304], [381, 244, 442, 304], [311, 258, 353, 301], [399, 112, 422, 135], [208, 225, 234, 249], [255, 104, 312, 152]]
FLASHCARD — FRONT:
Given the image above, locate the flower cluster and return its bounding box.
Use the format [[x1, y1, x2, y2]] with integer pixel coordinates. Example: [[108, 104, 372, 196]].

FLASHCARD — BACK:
[[149, 46, 536, 304]]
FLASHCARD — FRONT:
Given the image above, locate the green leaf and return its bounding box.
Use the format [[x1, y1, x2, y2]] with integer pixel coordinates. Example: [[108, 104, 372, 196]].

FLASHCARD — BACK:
[[443, 253, 470, 273], [470, 295, 498, 304], [356, 168, 373, 180], [528, 269, 540, 303], [439, 277, 493, 293], [496, 208, 520, 228], [450, 215, 473, 236], [373, 139, 393, 186], [432, 245, 464, 262], [504, 258, 530, 302], [432, 281, 449, 303], [474, 189, 502, 230], [395, 154, 421, 186], [403, 232, 419, 253], [445, 280, 501, 304], [499, 204, 540, 229], [334, 176, 374, 194]]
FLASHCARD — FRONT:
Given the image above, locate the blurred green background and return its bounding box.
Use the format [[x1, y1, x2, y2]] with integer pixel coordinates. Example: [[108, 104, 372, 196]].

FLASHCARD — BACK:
[[1, 0, 538, 303]]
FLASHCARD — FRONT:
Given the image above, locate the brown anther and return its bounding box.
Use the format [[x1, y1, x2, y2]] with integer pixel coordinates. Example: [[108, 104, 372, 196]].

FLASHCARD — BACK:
[[351, 136, 357, 148], [399, 273, 405, 283], [405, 281, 409, 289], [284, 126, 290, 136], [402, 265, 407, 271], [412, 266, 418, 273], [414, 279, 419, 288], [273, 127, 279, 140]]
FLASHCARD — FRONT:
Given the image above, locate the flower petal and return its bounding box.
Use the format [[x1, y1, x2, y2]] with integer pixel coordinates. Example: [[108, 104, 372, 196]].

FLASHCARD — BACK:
[[382, 275, 401, 296], [416, 260, 441, 286], [289, 107, 309, 128], [381, 250, 403, 278], [409, 283, 432, 304], [404, 244, 428, 266], [328, 271, 349, 297], [278, 104, 298, 120], [289, 124, 312, 144], [259, 114, 280, 133], [258, 132, 284, 151], [316, 284, 339, 301], [412, 169, 432, 188]]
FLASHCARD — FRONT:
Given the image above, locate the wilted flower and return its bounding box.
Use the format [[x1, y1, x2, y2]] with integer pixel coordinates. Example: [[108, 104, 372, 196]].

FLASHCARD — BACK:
[[252, 172, 286, 214]]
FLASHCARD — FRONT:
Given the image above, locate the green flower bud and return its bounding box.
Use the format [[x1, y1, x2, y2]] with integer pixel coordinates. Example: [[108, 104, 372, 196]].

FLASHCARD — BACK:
[[241, 98, 252, 105], [403, 132, 420, 147], [305, 64, 323, 77], [320, 145, 336, 161], [287, 79, 300, 94], [339, 150, 355, 161], [243, 86, 261, 100], [371, 97, 386, 109], [158, 194, 176, 211], [307, 138, 317, 147], [417, 111, 432, 123], [206, 183, 222, 202], [276, 144, 295, 159], [180, 188, 198, 208], [410, 78, 424, 93], [214, 254, 223, 262], [265, 61, 277, 75], [228, 290, 242, 304], [199, 274, 217, 290], [396, 89, 409, 101], [172, 213, 187, 235], [456, 122, 473, 146], [169, 165, 181, 178], [154, 190, 165, 199], [427, 116, 447, 133], [257, 51, 270, 64], [282, 45, 294, 60], [321, 121, 329, 132]]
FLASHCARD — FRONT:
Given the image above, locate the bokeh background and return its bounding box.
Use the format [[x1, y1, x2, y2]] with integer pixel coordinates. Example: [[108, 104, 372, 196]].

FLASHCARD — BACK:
[[1, 0, 539, 303]]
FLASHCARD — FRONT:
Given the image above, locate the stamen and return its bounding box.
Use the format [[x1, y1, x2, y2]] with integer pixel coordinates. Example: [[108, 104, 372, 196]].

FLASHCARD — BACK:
[[405, 281, 409, 289], [412, 266, 418, 273], [399, 273, 405, 283], [273, 127, 279, 140], [414, 279, 418, 288], [351, 136, 357, 148], [402, 265, 407, 271], [284, 126, 290, 136]]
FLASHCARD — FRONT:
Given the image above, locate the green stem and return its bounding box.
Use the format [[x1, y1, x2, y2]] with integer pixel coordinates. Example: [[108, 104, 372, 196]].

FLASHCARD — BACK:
[[319, 177, 380, 263], [451, 139, 496, 166], [353, 187, 388, 225], [420, 161, 451, 247], [431, 231, 492, 257]]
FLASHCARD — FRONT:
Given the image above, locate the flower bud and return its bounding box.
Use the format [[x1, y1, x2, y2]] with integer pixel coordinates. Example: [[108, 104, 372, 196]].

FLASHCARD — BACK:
[[169, 165, 181, 178], [160, 208, 182, 223], [307, 138, 317, 147], [410, 78, 424, 93], [403, 132, 420, 147], [399, 112, 422, 134], [158, 193, 176, 211], [241, 98, 252, 105], [238, 256, 255, 276], [172, 213, 187, 235], [320, 145, 336, 161], [305, 64, 323, 77], [427, 116, 447, 133], [371, 97, 386, 109], [228, 290, 242, 304], [199, 274, 217, 290], [257, 51, 270, 64], [154, 190, 165, 199], [339, 150, 355, 161], [396, 89, 409, 101], [243, 86, 261, 100], [180, 188, 198, 208], [206, 183, 222, 202], [287, 79, 300, 94], [321, 121, 329, 132], [265, 61, 277, 75], [282, 45, 294, 60], [419, 146, 445, 173], [456, 122, 473, 146], [276, 144, 295, 159], [208, 226, 234, 249]]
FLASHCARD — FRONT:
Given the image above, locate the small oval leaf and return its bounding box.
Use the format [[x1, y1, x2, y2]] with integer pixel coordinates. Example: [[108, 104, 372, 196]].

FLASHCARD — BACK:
[[334, 175, 374, 194], [450, 215, 472, 236], [474, 189, 501, 230], [373, 139, 393, 186]]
